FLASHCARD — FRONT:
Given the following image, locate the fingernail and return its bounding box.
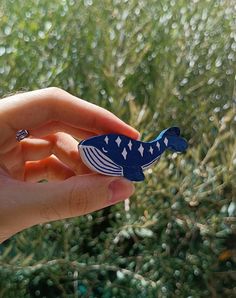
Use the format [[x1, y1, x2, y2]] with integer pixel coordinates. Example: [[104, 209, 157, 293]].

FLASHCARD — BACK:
[[108, 178, 135, 204]]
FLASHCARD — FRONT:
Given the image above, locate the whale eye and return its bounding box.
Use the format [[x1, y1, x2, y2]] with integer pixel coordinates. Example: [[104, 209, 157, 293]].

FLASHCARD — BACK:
[[102, 147, 108, 153]]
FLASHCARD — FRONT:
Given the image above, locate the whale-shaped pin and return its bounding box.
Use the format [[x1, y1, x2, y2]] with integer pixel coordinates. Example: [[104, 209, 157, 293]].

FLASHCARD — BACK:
[[78, 127, 188, 182]]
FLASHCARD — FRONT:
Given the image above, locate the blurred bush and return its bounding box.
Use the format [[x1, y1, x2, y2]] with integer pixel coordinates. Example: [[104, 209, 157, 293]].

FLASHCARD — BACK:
[[0, 0, 235, 297]]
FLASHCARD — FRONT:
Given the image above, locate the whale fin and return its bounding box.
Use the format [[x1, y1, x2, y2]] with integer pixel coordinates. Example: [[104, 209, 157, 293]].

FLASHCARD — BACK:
[[167, 136, 188, 152], [162, 127, 180, 137], [123, 167, 145, 182], [154, 127, 180, 141]]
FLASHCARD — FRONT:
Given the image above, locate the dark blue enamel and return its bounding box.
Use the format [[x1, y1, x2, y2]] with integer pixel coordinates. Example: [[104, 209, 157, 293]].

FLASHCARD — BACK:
[[78, 126, 188, 182]]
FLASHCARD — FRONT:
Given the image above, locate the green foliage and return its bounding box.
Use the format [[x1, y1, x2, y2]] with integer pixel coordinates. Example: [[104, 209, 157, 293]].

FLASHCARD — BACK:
[[0, 0, 235, 297]]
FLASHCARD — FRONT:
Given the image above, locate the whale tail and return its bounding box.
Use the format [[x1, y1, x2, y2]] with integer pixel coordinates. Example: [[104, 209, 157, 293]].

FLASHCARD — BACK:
[[167, 135, 188, 152], [155, 127, 188, 152]]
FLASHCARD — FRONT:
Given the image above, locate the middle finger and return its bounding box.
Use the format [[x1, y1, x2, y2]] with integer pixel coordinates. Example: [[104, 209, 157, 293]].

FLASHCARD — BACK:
[[21, 132, 91, 175]]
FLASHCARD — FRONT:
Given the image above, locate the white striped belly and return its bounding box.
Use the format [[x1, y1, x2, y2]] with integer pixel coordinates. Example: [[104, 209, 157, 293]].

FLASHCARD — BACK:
[[79, 146, 123, 176]]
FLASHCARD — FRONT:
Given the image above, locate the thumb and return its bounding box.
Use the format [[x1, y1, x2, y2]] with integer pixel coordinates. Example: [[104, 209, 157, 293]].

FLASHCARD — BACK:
[[23, 175, 135, 226]]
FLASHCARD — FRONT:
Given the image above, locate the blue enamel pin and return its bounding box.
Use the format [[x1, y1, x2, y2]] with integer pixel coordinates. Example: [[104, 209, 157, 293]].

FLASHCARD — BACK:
[[78, 127, 188, 182]]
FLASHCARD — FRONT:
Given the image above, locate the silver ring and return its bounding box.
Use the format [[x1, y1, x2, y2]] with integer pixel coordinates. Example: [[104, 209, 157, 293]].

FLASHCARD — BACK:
[[16, 129, 29, 142]]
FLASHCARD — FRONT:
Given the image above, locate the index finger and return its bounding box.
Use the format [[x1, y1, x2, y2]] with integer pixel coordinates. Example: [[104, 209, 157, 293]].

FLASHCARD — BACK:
[[0, 87, 140, 139]]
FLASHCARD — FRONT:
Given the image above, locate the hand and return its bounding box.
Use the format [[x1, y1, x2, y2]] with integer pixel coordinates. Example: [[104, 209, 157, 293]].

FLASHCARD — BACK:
[[0, 87, 139, 243]]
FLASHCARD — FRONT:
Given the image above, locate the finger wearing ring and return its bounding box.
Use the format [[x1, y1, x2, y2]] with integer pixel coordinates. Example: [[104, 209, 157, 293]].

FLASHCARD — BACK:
[[16, 129, 29, 142]]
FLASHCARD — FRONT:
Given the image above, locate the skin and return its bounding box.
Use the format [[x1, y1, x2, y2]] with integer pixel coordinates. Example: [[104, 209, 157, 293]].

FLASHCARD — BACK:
[[0, 87, 140, 243]]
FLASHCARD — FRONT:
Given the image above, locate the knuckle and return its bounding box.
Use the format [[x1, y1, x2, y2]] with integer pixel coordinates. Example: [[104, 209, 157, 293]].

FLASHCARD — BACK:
[[67, 179, 91, 217], [90, 115, 99, 131], [46, 86, 63, 95], [44, 87, 64, 119], [39, 203, 62, 222]]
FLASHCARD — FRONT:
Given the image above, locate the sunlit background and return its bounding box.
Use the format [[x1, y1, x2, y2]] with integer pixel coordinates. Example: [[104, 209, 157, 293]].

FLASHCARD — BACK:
[[0, 0, 235, 297]]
